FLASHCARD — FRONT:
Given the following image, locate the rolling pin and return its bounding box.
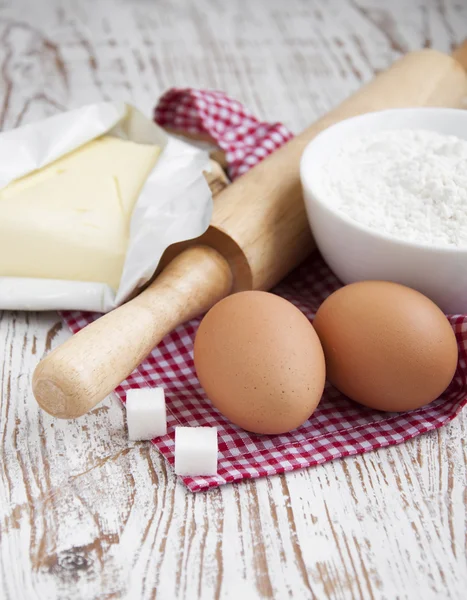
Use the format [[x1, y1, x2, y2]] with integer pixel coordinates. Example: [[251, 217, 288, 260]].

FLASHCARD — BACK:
[[33, 46, 467, 419]]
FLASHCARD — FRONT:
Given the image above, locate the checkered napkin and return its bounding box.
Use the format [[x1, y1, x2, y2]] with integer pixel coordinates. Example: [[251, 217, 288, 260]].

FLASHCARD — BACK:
[[61, 89, 467, 492]]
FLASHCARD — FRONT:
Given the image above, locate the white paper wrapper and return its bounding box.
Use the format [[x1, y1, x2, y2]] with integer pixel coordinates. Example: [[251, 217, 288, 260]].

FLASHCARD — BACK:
[[0, 102, 213, 312]]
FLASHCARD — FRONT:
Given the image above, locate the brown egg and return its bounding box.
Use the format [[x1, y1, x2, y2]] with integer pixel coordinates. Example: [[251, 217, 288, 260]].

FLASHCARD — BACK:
[[313, 281, 458, 412], [194, 291, 326, 434]]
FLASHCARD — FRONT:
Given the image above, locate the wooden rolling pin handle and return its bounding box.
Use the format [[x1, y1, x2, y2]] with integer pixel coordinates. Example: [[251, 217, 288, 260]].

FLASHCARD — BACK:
[[33, 246, 233, 419]]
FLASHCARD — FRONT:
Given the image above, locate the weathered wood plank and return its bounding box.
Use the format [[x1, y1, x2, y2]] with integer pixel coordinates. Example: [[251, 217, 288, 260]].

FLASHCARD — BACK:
[[0, 0, 466, 599]]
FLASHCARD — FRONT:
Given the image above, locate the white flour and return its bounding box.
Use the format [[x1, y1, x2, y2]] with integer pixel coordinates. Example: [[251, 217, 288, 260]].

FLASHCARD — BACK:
[[318, 129, 467, 247]]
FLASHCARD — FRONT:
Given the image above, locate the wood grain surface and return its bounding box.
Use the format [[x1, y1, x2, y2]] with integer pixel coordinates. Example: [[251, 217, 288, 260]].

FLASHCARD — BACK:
[[1, 1, 467, 599]]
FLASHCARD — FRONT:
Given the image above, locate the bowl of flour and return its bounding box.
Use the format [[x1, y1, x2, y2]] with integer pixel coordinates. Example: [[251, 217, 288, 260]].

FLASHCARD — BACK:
[[300, 108, 467, 314]]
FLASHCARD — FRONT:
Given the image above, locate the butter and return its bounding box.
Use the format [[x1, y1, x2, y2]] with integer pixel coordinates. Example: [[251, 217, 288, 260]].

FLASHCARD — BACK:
[[0, 136, 161, 289]]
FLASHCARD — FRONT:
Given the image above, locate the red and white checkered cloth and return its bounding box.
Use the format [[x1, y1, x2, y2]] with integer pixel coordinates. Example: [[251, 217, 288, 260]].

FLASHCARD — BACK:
[[61, 89, 467, 492]]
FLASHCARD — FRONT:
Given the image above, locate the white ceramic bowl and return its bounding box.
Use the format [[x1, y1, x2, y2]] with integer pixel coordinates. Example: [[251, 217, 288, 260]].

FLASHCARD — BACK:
[[300, 108, 467, 314]]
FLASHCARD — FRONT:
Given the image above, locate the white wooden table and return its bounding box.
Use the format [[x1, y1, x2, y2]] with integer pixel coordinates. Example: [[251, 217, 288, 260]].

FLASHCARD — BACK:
[[1, 1, 466, 598]]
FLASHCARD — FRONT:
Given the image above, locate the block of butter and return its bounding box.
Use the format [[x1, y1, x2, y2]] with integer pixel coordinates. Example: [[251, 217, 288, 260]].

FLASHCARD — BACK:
[[0, 136, 161, 290], [0, 101, 212, 312]]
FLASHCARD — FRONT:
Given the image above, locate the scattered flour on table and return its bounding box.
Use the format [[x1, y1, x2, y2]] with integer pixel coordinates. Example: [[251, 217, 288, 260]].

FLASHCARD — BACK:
[[318, 129, 467, 247]]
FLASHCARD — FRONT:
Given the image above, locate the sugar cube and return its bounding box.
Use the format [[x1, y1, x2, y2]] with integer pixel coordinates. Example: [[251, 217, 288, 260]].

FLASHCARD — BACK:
[[126, 387, 167, 441], [174, 427, 218, 476]]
